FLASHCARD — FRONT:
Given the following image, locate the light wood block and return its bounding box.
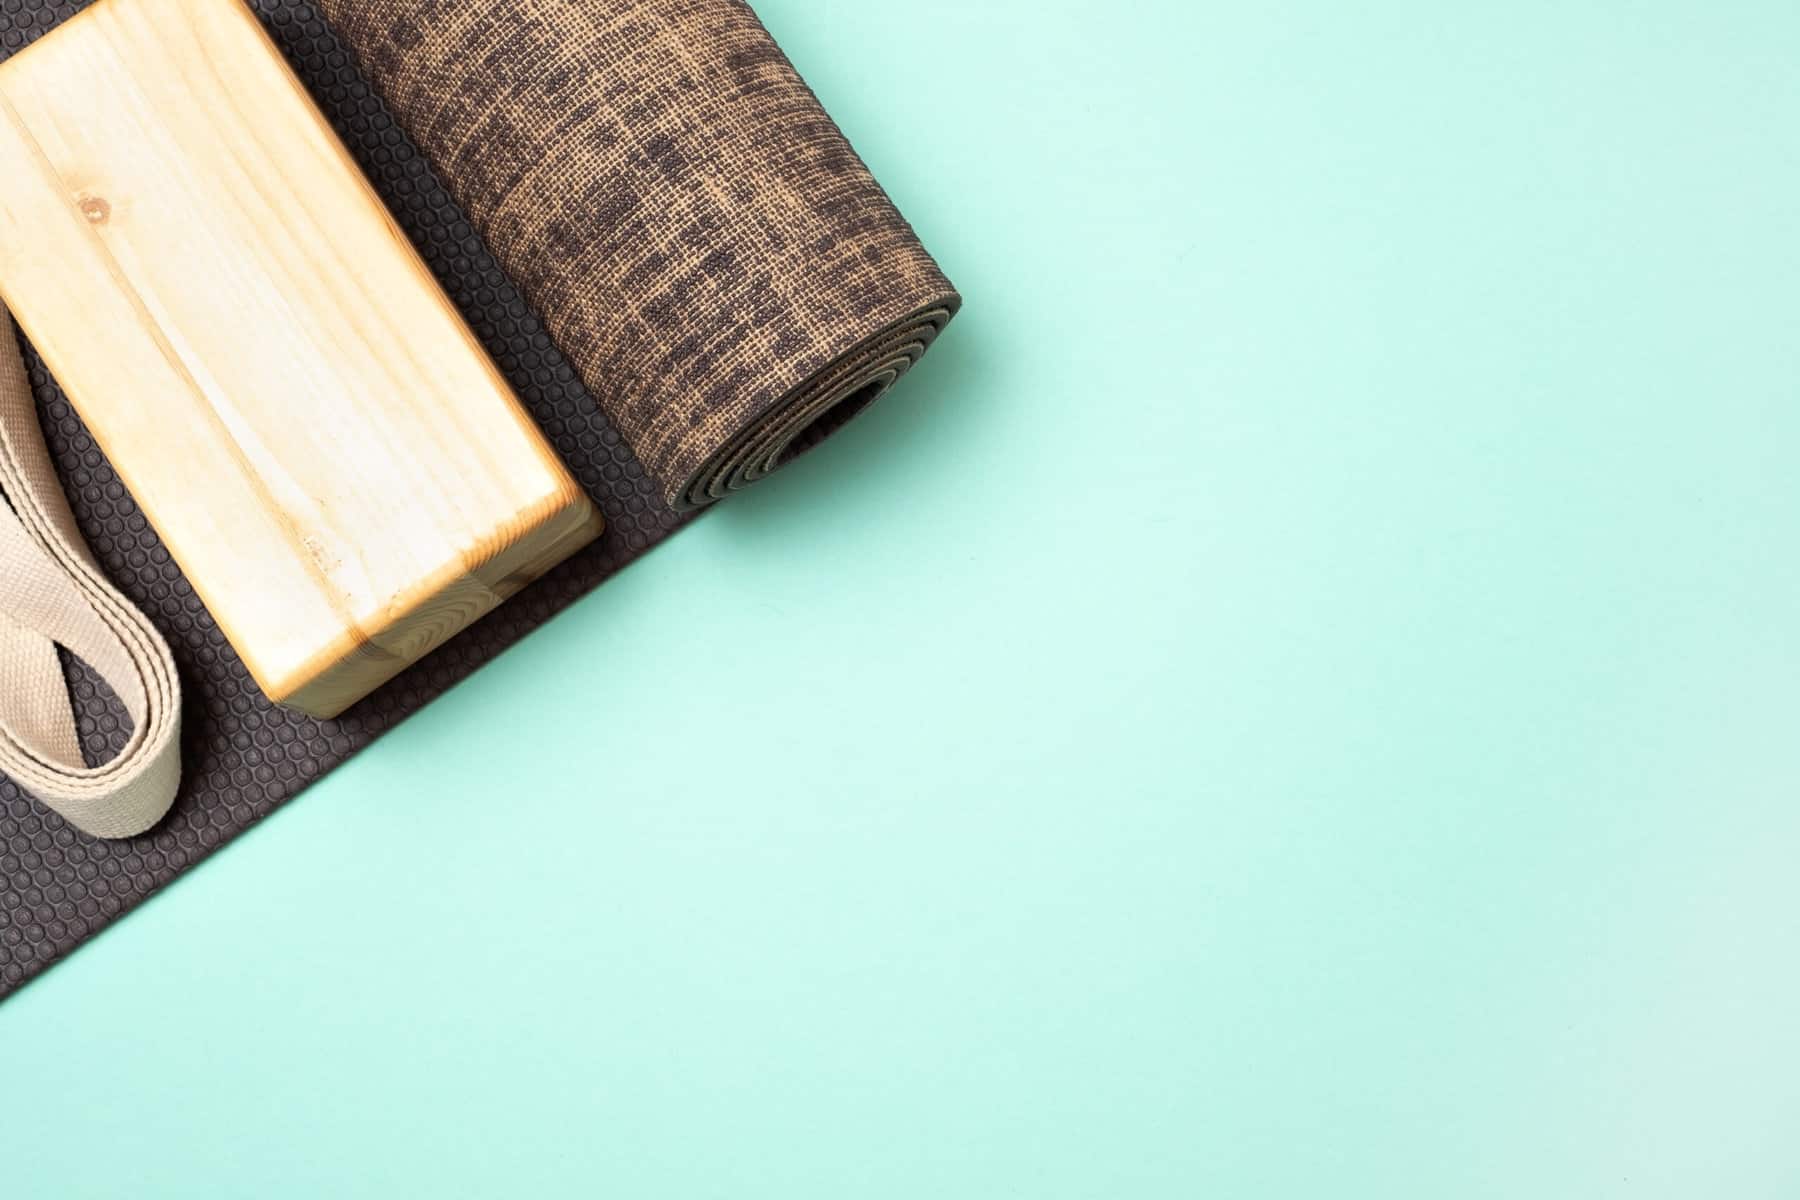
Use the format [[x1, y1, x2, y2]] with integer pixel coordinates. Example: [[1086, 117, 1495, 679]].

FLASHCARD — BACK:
[[0, 0, 601, 718]]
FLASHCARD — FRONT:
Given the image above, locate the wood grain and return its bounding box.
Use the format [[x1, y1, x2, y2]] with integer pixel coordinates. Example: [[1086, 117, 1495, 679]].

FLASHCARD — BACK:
[[0, 0, 601, 719]]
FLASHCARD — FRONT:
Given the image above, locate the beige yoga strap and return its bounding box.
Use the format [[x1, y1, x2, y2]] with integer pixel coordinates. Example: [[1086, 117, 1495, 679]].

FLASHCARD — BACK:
[[0, 305, 181, 838]]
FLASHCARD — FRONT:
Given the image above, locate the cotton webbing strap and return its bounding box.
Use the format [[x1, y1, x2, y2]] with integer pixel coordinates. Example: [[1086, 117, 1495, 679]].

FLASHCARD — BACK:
[[0, 307, 180, 838]]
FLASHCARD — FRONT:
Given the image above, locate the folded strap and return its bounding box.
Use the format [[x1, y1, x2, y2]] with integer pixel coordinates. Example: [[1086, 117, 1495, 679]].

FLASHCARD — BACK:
[[0, 306, 180, 838]]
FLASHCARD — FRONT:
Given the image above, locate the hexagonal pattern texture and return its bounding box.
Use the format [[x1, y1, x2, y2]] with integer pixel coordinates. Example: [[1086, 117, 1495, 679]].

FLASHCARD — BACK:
[[0, 0, 689, 997]]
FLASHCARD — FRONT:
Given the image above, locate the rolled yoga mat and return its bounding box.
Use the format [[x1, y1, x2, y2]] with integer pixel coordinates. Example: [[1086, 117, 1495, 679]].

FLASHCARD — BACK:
[[0, 0, 958, 997], [323, 0, 960, 511]]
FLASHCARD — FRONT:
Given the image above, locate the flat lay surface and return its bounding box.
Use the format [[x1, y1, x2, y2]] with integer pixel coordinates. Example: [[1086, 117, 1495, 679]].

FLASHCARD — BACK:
[[3, 0, 1798, 1195]]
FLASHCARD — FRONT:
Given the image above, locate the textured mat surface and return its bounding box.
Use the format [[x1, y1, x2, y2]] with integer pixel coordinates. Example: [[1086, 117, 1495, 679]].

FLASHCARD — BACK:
[[321, 0, 960, 509], [0, 0, 952, 997]]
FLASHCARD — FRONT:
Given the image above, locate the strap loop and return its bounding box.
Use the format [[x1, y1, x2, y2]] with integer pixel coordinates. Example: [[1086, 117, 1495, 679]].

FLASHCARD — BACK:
[[0, 306, 181, 838]]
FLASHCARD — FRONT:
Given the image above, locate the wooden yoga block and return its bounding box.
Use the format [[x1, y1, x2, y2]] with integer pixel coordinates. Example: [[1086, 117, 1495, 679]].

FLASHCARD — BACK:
[[0, 0, 602, 718]]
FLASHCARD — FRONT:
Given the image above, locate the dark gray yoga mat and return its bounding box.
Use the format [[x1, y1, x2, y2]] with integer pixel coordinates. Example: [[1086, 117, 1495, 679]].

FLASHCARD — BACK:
[[0, 0, 694, 996]]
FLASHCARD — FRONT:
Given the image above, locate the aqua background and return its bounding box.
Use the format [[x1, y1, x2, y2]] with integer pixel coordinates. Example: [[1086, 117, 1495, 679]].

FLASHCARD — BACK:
[[4, 0, 1798, 1194]]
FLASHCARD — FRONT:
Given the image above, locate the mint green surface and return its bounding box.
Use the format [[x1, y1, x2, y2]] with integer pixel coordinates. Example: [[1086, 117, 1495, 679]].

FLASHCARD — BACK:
[[4, 1, 1798, 1194]]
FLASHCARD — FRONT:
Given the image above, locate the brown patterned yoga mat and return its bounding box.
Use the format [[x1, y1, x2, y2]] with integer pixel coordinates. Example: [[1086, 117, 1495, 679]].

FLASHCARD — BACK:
[[0, 0, 958, 997], [321, 0, 959, 510]]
